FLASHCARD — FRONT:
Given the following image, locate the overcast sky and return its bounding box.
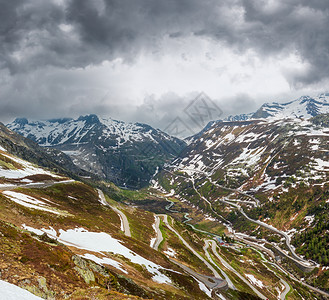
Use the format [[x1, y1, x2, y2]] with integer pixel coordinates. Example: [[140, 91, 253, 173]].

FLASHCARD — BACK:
[[1, 0, 329, 133]]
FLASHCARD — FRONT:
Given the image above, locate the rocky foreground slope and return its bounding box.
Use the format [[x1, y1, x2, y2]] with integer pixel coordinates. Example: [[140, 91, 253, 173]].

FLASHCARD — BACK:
[[0, 126, 218, 299]]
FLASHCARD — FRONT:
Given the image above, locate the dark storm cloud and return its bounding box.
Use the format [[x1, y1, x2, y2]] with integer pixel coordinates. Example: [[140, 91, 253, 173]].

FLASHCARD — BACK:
[[66, 0, 329, 86], [238, 0, 329, 86], [1, 0, 329, 85], [0, 0, 66, 72]]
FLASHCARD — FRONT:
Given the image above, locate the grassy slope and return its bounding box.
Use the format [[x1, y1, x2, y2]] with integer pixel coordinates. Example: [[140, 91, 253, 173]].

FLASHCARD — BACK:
[[0, 181, 214, 299]]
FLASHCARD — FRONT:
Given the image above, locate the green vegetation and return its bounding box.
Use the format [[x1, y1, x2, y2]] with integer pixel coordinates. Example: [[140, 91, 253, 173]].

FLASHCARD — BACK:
[[124, 207, 154, 243], [293, 203, 329, 266], [119, 188, 149, 200], [0, 153, 21, 170], [310, 113, 329, 127], [192, 220, 226, 236], [158, 218, 167, 250]]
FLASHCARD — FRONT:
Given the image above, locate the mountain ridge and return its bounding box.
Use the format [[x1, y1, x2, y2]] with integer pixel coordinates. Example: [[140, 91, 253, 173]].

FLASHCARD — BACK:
[[1, 101, 329, 298], [226, 93, 329, 121], [8, 114, 186, 188], [0, 122, 93, 180]]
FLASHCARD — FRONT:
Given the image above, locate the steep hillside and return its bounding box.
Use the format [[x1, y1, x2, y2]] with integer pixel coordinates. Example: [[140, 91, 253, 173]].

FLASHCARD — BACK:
[[0, 122, 91, 180], [2, 125, 319, 299], [154, 114, 329, 297], [0, 135, 220, 299], [8, 115, 186, 188], [169, 117, 329, 190]]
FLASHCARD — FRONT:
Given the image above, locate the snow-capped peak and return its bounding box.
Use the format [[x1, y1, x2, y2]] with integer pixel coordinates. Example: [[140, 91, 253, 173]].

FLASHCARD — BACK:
[[7, 114, 171, 148], [7, 114, 186, 188], [229, 94, 329, 122]]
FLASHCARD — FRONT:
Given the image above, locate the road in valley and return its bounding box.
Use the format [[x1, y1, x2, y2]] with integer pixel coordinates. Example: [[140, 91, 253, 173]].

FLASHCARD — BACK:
[[152, 215, 163, 251], [168, 258, 227, 291], [161, 170, 292, 298], [165, 168, 259, 207], [159, 214, 228, 290], [206, 239, 269, 299], [178, 168, 314, 268], [203, 240, 236, 290], [161, 215, 222, 278], [280, 279, 290, 300], [219, 197, 314, 270], [160, 169, 329, 298], [97, 189, 131, 237], [234, 233, 329, 299], [169, 167, 314, 268]]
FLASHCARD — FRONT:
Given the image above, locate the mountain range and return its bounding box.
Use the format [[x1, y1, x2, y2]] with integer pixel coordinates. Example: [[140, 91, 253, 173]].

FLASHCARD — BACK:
[[2, 94, 329, 299], [8, 94, 329, 188], [8, 115, 186, 189]]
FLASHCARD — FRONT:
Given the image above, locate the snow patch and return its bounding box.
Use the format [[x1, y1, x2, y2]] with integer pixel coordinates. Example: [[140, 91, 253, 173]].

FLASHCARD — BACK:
[[163, 247, 177, 258], [56, 227, 171, 284], [3, 191, 62, 215], [313, 158, 329, 171], [245, 274, 264, 288], [82, 253, 128, 274], [0, 152, 57, 179], [0, 280, 42, 300], [304, 215, 315, 226]]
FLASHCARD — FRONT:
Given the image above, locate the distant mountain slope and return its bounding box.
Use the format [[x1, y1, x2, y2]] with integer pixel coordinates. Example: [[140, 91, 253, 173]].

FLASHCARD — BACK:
[[227, 93, 329, 121], [155, 113, 329, 273], [8, 115, 186, 188], [0, 122, 91, 180], [166, 116, 329, 190]]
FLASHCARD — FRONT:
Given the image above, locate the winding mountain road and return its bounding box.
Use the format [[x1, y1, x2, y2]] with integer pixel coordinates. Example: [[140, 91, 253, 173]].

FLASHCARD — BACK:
[[161, 169, 329, 298], [203, 240, 236, 290], [166, 168, 259, 207], [152, 215, 163, 251], [280, 279, 290, 300], [219, 197, 314, 270], [169, 258, 226, 291], [207, 239, 267, 299], [161, 215, 222, 278], [208, 240, 267, 299], [160, 214, 228, 290], [173, 168, 314, 268], [97, 189, 131, 237]]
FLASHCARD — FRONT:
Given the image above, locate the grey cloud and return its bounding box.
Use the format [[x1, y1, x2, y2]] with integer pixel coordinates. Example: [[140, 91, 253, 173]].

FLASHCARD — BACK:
[[128, 92, 255, 135], [1, 0, 329, 86], [238, 0, 329, 85]]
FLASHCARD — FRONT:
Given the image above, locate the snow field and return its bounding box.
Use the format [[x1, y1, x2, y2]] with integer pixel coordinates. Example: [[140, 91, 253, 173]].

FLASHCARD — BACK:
[[22, 226, 172, 284]]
